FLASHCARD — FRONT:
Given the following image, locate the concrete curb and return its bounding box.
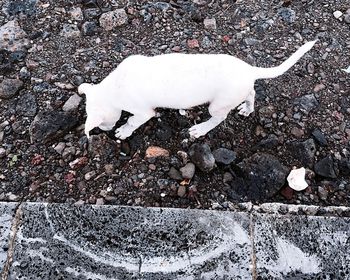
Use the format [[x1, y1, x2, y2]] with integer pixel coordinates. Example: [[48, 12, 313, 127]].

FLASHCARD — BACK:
[[0, 202, 349, 279]]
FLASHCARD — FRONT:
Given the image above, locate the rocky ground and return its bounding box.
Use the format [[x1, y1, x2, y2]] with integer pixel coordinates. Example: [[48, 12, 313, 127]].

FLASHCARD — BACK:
[[0, 0, 349, 209]]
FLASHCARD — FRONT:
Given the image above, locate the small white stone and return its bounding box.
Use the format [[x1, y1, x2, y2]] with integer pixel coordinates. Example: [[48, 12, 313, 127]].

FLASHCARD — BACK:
[[287, 167, 308, 191], [203, 18, 217, 30], [333, 10, 343, 19]]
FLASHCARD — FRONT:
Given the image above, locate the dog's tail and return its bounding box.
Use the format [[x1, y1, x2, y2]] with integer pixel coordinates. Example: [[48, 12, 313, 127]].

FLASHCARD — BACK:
[[253, 40, 317, 80]]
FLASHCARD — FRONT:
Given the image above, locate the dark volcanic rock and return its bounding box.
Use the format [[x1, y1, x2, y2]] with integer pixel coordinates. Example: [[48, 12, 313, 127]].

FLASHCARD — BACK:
[[3, 0, 37, 16], [16, 92, 37, 116], [229, 153, 288, 202], [289, 139, 316, 168], [213, 148, 236, 165], [189, 143, 215, 172], [312, 128, 328, 146], [339, 158, 350, 176], [0, 78, 23, 99], [293, 94, 319, 114], [29, 110, 79, 143], [314, 156, 338, 179]]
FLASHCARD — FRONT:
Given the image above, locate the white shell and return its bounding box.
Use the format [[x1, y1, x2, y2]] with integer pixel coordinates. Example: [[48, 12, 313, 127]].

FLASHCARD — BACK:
[[287, 167, 308, 191]]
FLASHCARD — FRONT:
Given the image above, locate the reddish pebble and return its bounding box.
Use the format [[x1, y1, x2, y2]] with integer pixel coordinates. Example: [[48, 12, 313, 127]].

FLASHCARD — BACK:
[[281, 186, 294, 200], [187, 39, 199, 49]]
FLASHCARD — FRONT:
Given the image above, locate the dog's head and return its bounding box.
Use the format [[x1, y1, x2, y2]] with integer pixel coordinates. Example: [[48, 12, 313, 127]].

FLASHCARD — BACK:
[[79, 83, 119, 137]]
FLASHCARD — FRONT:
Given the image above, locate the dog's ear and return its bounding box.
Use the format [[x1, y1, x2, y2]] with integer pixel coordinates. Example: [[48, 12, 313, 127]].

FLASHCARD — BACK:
[[78, 83, 93, 95], [84, 115, 102, 137]]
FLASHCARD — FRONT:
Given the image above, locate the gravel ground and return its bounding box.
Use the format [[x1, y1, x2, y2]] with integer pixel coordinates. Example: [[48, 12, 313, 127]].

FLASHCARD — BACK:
[[0, 0, 349, 209]]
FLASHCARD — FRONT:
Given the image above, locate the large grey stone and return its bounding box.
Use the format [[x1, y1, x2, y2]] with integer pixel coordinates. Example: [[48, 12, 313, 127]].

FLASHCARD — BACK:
[[0, 203, 18, 274], [254, 213, 350, 279], [0, 20, 29, 52], [8, 203, 252, 279]]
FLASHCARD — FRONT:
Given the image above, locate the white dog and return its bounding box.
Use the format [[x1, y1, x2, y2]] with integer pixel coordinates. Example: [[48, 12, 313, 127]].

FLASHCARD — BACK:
[[79, 40, 316, 139]]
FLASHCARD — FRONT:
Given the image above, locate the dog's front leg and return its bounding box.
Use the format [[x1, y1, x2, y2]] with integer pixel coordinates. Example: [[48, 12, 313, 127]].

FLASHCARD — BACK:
[[189, 102, 231, 138], [115, 110, 155, 140]]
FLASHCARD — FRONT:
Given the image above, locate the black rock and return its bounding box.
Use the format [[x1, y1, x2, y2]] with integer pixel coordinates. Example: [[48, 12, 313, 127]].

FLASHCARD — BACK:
[[213, 148, 236, 165], [168, 167, 183, 180], [314, 156, 338, 179], [9, 50, 27, 63], [256, 134, 279, 149], [312, 128, 328, 146], [156, 122, 173, 141], [189, 143, 215, 172], [293, 94, 319, 114], [0, 78, 23, 99], [82, 21, 98, 36], [289, 139, 316, 168], [16, 92, 37, 116], [228, 153, 288, 202], [29, 110, 79, 143]]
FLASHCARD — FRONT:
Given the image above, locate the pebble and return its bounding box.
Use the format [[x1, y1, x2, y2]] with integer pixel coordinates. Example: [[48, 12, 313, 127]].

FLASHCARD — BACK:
[[54, 142, 66, 154], [333, 11, 343, 19], [0, 78, 23, 99], [62, 94, 82, 111], [180, 163, 196, 179], [99, 9, 128, 31], [223, 172, 233, 183], [168, 167, 183, 180], [345, 14, 350, 24], [96, 198, 105, 205], [104, 164, 114, 175], [278, 7, 296, 24], [314, 156, 337, 179], [312, 129, 328, 146], [318, 186, 328, 201], [291, 127, 304, 138], [203, 18, 217, 30], [82, 21, 98, 36], [213, 148, 236, 165], [187, 39, 200, 49], [145, 146, 170, 158], [84, 170, 96, 180], [69, 7, 84, 21], [0, 20, 30, 52], [60, 24, 80, 38], [177, 185, 186, 197], [189, 144, 215, 172]]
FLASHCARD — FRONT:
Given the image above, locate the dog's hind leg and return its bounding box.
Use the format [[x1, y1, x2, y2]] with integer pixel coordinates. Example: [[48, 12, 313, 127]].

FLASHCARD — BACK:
[[115, 110, 155, 140], [237, 89, 256, 117], [188, 101, 231, 138]]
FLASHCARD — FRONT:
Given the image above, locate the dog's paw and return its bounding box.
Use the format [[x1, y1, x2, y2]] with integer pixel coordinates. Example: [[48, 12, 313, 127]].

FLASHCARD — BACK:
[[238, 103, 253, 117], [188, 124, 208, 138], [115, 126, 133, 140]]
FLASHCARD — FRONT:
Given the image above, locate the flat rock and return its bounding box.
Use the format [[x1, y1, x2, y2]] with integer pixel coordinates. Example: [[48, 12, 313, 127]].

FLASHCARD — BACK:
[[314, 156, 338, 179], [180, 162, 196, 179], [15, 92, 37, 116], [0, 78, 23, 99], [189, 144, 215, 172], [0, 20, 30, 52], [99, 9, 128, 31], [6, 203, 252, 279], [168, 167, 183, 180], [29, 110, 79, 143], [229, 153, 288, 202], [2, 0, 37, 17], [62, 94, 82, 111], [213, 148, 236, 165]]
